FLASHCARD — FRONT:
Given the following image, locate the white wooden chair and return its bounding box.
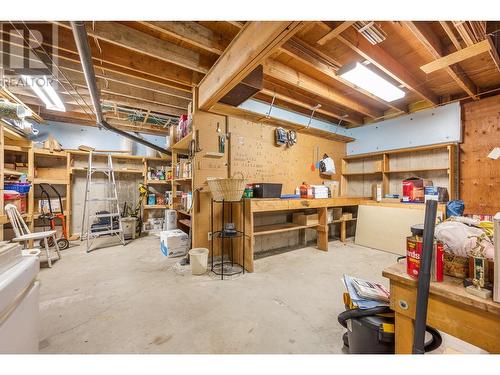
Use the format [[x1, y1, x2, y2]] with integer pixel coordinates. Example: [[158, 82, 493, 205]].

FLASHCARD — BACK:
[[5, 204, 61, 267]]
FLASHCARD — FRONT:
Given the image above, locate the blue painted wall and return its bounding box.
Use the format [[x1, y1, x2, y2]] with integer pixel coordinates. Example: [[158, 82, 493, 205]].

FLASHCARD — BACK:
[[30, 121, 167, 156]]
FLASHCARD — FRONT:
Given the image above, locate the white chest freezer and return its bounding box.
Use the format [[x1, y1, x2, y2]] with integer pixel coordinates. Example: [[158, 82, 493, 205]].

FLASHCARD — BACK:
[[0, 244, 40, 354]]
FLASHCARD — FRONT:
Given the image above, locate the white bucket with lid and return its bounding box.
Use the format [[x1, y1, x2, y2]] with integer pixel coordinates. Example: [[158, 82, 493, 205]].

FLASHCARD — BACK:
[[188, 248, 209, 275]]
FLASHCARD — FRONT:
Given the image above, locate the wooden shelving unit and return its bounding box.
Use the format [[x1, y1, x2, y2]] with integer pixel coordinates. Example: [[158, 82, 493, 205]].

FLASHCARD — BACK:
[[341, 143, 458, 199], [170, 125, 193, 235]]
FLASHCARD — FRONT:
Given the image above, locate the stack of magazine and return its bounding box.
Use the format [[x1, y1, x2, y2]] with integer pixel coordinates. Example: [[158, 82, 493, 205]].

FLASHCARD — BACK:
[[342, 274, 390, 309]]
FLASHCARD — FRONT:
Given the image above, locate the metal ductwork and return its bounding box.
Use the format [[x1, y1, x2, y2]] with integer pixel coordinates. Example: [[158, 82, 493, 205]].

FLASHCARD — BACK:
[[70, 21, 171, 155]]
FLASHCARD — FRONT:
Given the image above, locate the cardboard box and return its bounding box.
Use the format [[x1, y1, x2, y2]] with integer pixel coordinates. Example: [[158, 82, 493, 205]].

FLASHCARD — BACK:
[[341, 212, 353, 220], [160, 229, 189, 257], [293, 213, 319, 226], [402, 177, 433, 203], [324, 180, 339, 197], [36, 197, 66, 214], [35, 167, 67, 180], [327, 207, 342, 223], [372, 183, 382, 202]]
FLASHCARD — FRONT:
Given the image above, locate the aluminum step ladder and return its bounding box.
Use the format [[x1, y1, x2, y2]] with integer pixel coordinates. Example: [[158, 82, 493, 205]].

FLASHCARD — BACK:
[[80, 151, 125, 252]]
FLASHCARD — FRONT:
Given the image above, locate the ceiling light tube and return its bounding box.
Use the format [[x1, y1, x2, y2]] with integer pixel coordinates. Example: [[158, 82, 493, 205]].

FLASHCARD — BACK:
[[23, 75, 66, 112], [338, 62, 405, 102]]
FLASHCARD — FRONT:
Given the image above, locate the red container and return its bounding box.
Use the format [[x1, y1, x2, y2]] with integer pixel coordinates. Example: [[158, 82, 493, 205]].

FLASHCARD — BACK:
[[406, 236, 444, 282], [402, 177, 433, 203]]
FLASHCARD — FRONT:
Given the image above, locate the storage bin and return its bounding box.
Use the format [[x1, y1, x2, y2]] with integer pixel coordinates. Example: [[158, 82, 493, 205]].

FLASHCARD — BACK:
[[120, 217, 137, 240], [4, 191, 25, 214], [252, 183, 282, 198], [4, 182, 31, 194], [327, 208, 342, 223], [292, 212, 319, 226]]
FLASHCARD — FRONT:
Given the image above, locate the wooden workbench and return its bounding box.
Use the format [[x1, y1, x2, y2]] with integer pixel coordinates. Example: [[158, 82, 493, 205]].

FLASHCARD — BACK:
[[383, 262, 500, 354], [239, 197, 368, 272]]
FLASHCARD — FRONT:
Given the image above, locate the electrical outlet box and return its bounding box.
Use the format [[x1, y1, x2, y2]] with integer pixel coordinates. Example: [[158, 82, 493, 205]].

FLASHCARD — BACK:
[[207, 232, 212, 241]]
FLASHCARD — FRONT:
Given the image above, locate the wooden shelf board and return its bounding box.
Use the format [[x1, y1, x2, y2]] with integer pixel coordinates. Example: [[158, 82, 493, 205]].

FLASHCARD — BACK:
[[385, 167, 449, 174], [71, 167, 143, 174], [178, 219, 191, 228], [253, 222, 318, 236], [173, 177, 192, 183], [329, 218, 358, 224], [176, 210, 191, 217], [34, 178, 69, 185], [4, 145, 29, 153], [342, 171, 383, 176], [4, 168, 24, 176], [171, 132, 192, 151], [34, 149, 67, 157], [144, 205, 170, 209], [146, 180, 171, 184]]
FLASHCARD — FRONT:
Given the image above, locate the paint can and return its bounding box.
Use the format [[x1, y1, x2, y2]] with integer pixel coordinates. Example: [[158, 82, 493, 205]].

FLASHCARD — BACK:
[[406, 224, 444, 282]]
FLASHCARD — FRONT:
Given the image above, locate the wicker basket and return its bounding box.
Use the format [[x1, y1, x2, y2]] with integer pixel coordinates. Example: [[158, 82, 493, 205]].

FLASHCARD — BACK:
[[443, 252, 469, 279], [207, 173, 246, 202]]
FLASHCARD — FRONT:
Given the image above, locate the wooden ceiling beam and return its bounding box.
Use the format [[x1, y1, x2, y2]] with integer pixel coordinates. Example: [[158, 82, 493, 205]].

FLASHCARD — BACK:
[[317, 22, 355, 46], [3, 26, 197, 90], [56, 21, 213, 74], [264, 59, 382, 119], [420, 39, 491, 74], [198, 21, 304, 111], [337, 33, 440, 106], [260, 86, 362, 125], [137, 21, 229, 55], [439, 21, 464, 50], [57, 61, 192, 100], [59, 69, 189, 110], [403, 21, 478, 99], [280, 37, 408, 113]]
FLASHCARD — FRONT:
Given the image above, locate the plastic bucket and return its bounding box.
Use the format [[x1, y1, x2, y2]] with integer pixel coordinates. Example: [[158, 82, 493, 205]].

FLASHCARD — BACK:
[[188, 248, 209, 275]]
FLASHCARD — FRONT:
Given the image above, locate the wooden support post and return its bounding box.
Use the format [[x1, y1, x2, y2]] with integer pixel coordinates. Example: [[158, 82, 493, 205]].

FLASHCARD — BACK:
[[340, 220, 347, 243], [317, 207, 328, 251], [395, 312, 415, 354], [28, 145, 34, 247]]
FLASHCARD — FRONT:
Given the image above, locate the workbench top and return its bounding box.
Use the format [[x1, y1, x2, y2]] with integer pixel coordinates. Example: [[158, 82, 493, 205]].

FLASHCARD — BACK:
[[383, 261, 500, 316]]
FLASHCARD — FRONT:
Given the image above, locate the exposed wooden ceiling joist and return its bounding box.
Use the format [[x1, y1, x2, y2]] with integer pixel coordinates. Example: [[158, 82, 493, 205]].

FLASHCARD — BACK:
[[264, 59, 382, 119], [336, 33, 440, 106], [255, 89, 353, 123], [59, 69, 190, 110], [403, 21, 478, 99], [262, 81, 362, 124], [420, 39, 492, 74], [58, 61, 192, 101], [317, 22, 355, 46], [439, 21, 464, 50], [137, 21, 229, 55], [56, 21, 214, 74], [280, 37, 408, 113], [3, 26, 197, 90], [198, 21, 304, 111]]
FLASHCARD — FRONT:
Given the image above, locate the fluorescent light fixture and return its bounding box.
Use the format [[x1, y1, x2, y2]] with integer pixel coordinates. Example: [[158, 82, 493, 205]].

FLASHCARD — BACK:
[[338, 62, 405, 102], [22, 75, 66, 112]]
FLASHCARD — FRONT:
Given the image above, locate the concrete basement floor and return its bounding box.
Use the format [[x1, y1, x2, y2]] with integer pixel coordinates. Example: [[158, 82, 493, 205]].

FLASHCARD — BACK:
[[37, 236, 484, 354]]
